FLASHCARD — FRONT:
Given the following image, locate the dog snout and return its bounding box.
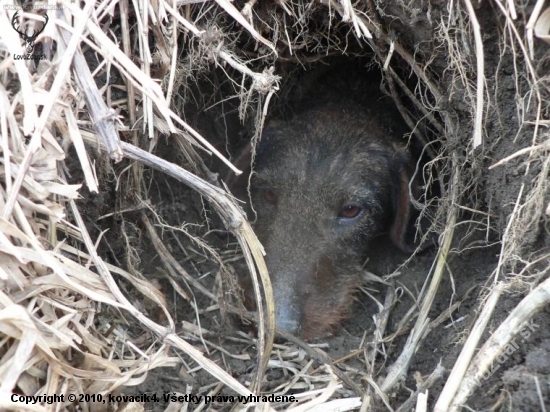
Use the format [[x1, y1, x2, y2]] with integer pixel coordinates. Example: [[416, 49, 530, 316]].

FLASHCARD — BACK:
[[272, 283, 302, 335]]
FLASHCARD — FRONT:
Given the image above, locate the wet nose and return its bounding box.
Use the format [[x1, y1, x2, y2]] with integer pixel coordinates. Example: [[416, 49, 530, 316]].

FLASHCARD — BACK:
[[273, 285, 302, 335], [275, 302, 301, 334]]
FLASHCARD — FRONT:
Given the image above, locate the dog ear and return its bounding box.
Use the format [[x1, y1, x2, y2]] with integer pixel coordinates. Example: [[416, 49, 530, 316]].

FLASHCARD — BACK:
[[390, 156, 418, 253]]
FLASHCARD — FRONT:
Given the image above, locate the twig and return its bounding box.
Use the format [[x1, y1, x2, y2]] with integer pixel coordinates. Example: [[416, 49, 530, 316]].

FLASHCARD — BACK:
[[395, 363, 445, 412], [526, 0, 546, 58], [462, 0, 485, 149], [278, 331, 365, 397], [214, 0, 277, 54], [434, 282, 504, 412], [58, 26, 124, 162], [489, 139, 550, 169], [448, 276, 550, 410]]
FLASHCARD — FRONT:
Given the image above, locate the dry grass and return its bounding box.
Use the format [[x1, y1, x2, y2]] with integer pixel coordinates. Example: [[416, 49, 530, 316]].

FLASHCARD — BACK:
[[1, 0, 549, 411]]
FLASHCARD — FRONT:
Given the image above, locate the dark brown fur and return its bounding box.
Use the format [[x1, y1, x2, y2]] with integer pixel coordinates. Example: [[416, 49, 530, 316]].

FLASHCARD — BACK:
[[234, 105, 414, 339]]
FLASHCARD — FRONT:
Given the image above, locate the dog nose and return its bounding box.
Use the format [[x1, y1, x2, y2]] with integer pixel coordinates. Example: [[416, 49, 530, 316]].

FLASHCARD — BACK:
[[275, 304, 301, 334], [273, 285, 302, 335]]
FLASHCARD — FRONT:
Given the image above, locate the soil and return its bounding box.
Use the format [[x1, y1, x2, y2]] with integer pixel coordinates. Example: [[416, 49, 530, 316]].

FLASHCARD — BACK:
[[76, 0, 550, 410]]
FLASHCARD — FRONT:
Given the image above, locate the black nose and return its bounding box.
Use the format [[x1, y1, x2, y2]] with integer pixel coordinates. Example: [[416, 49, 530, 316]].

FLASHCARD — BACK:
[[273, 285, 302, 335], [275, 304, 301, 334]]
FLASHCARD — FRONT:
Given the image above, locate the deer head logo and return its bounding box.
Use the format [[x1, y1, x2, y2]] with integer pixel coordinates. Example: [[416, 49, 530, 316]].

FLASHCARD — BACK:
[[11, 11, 49, 54]]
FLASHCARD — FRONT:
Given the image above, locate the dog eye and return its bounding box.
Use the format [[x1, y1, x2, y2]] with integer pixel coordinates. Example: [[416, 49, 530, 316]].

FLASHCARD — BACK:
[[263, 189, 277, 204], [338, 205, 363, 219]]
